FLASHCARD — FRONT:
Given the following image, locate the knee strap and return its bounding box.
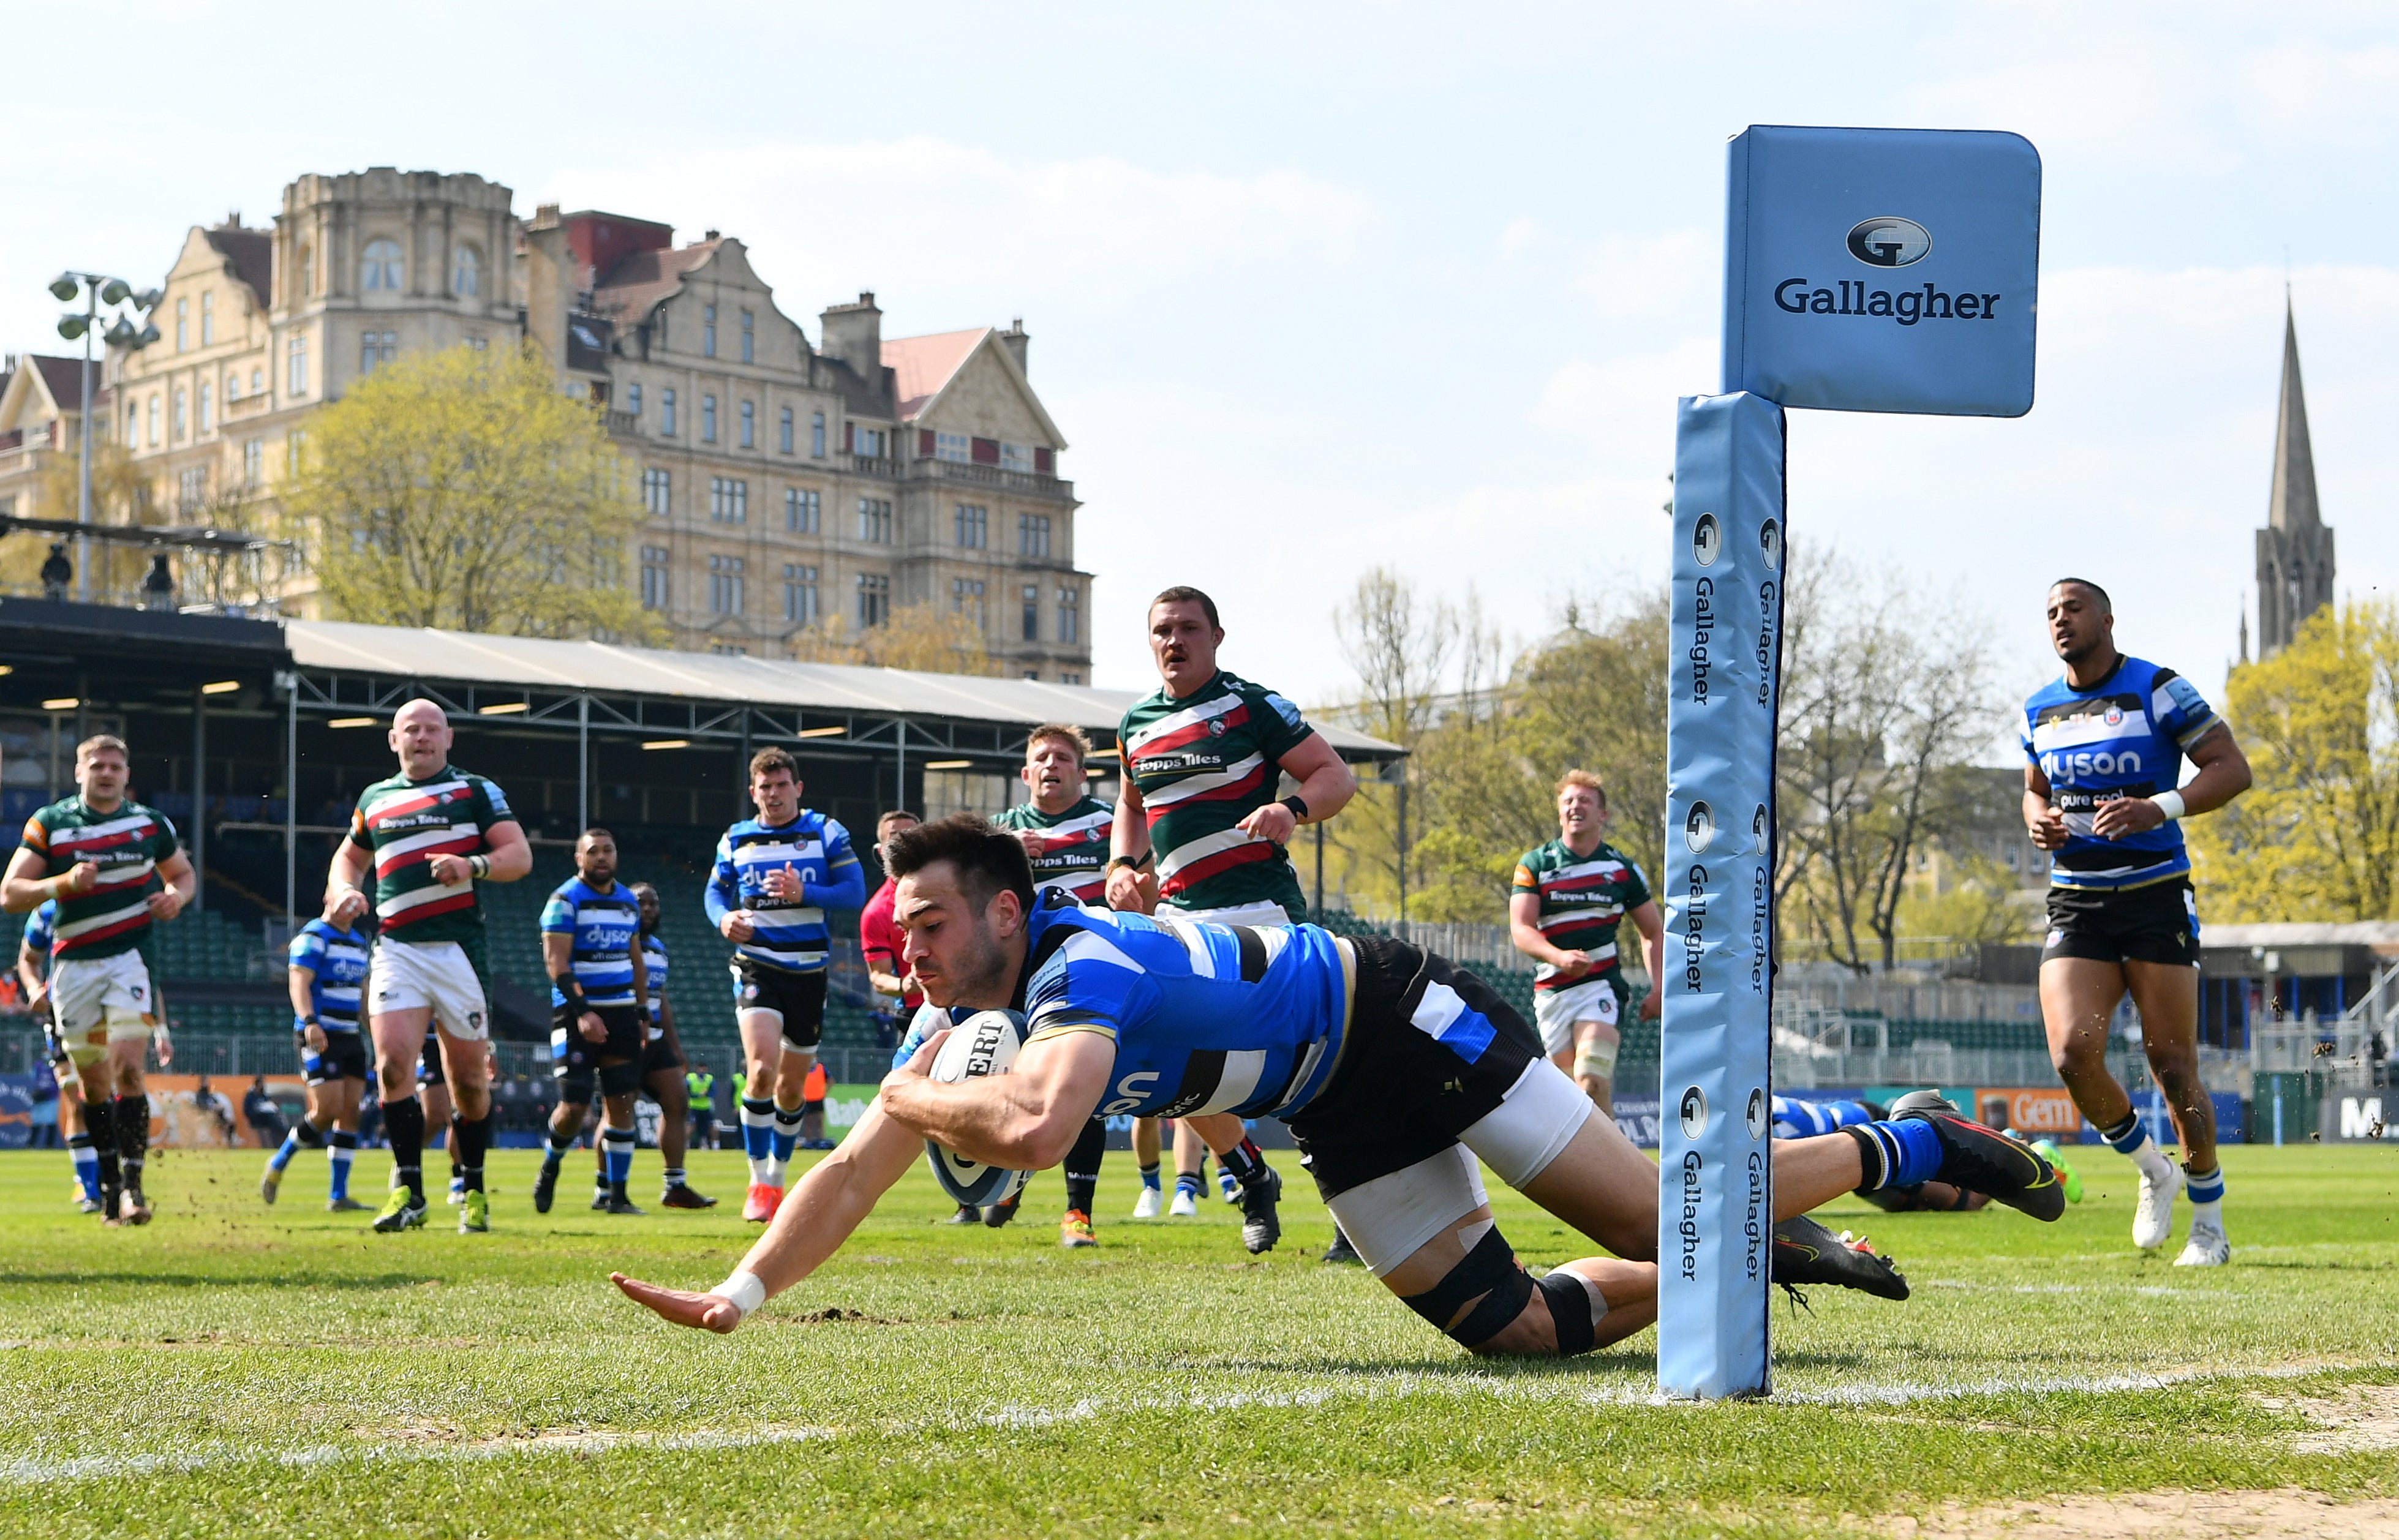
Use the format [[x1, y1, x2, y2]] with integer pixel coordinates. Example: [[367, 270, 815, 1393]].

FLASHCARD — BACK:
[[1400, 1225, 1533, 1348], [1535, 1271, 1599, 1356]]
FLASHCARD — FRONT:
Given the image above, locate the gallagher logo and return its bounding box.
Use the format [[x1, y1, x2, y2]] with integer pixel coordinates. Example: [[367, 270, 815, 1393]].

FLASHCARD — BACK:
[[1846, 216, 1931, 268]]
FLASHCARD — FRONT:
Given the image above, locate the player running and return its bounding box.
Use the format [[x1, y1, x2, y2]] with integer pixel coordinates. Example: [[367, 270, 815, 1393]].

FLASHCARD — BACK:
[[1105, 588, 1355, 1254], [705, 748, 866, 1223], [531, 829, 650, 1216], [614, 816, 2062, 1348], [262, 908, 372, 1211], [1508, 770, 1663, 1116], [2025, 580, 2251, 1266], [3, 734, 195, 1226], [630, 881, 713, 1209], [992, 724, 1117, 1247], [326, 699, 531, 1234], [20, 899, 102, 1212]]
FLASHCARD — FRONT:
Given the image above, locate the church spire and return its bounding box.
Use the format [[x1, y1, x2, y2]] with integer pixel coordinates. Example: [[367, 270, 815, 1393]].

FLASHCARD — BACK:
[[2268, 296, 2321, 534]]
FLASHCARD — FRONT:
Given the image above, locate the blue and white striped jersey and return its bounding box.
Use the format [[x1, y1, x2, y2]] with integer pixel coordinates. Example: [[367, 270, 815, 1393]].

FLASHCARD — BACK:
[[20, 900, 55, 967], [899, 901, 1352, 1121], [641, 931, 669, 1037], [2022, 655, 2221, 891], [702, 811, 865, 974], [541, 877, 642, 1008], [288, 917, 369, 1032], [1770, 1095, 1875, 1141]]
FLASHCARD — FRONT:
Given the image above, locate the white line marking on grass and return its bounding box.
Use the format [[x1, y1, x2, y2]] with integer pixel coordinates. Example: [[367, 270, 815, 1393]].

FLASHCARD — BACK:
[[6, 1358, 2384, 1485]]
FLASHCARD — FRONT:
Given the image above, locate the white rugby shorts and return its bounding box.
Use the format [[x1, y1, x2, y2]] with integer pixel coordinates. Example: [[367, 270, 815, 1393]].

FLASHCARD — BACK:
[[51, 950, 158, 1054], [1532, 973, 1620, 1059], [367, 937, 491, 1041]]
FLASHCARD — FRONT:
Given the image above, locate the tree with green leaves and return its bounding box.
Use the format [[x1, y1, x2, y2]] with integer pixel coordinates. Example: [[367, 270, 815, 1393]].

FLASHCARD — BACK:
[[281, 345, 652, 640]]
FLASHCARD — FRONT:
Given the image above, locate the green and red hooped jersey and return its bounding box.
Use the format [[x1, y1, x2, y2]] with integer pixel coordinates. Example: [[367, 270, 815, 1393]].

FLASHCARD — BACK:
[[19, 797, 179, 961], [345, 767, 514, 945], [1510, 837, 1651, 991], [1120, 670, 1311, 915], [992, 795, 1115, 904]]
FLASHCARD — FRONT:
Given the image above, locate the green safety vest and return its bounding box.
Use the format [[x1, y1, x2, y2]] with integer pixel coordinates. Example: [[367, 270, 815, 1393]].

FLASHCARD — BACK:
[[686, 1070, 714, 1103]]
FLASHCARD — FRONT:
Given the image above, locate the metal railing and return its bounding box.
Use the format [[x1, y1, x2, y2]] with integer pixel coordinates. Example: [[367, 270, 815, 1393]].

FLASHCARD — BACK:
[[905, 456, 1074, 500]]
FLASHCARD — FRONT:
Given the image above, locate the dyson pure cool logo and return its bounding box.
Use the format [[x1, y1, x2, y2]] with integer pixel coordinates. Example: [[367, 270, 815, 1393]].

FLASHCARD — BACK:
[[1846, 216, 1931, 268]]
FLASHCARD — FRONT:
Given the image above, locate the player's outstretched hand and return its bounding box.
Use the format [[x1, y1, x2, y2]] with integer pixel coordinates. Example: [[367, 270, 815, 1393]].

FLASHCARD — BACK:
[[612, 1273, 743, 1333]]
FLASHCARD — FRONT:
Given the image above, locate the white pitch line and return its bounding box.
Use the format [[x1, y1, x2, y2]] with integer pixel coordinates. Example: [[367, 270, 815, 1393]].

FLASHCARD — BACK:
[[4, 1358, 2381, 1485]]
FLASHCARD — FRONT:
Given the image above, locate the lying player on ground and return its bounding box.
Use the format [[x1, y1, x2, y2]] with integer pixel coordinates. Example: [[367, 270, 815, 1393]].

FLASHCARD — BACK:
[[2, 734, 194, 1226], [262, 908, 372, 1211], [616, 817, 2063, 1353]]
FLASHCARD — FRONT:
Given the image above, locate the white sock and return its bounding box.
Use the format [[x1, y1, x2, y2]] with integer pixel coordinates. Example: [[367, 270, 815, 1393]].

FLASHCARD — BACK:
[[766, 1156, 789, 1187], [2122, 1132, 2175, 1186], [2189, 1197, 2224, 1235], [747, 1151, 773, 1185]]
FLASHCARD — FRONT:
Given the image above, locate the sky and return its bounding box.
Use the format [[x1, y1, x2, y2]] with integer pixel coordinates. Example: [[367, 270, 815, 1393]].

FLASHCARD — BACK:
[[6, 2, 2395, 737]]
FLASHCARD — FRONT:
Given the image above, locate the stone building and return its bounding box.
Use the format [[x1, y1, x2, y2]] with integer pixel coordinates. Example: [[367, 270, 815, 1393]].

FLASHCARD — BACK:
[[2247, 301, 2334, 661], [1, 167, 1090, 681]]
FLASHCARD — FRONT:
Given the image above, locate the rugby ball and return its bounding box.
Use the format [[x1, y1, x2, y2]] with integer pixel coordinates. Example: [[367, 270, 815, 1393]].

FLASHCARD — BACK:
[[922, 1009, 1031, 1208]]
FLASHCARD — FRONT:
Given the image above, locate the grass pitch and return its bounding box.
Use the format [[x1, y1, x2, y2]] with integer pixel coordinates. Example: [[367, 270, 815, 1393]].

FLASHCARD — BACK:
[[1, 1141, 2394, 1538]]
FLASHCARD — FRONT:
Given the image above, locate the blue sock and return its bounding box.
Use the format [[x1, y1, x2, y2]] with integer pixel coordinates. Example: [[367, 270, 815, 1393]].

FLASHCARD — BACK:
[[69, 1133, 100, 1204], [603, 1127, 636, 1187], [328, 1130, 356, 1201], [1140, 1162, 1162, 1192], [2185, 1165, 2225, 1205], [740, 1098, 776, 1163], [1855, 1118, 1945, 1190], [269, 1127, 303, 1174], [771, 1104, 803, 1166], [2099, 1111, 2149, 1155], [543, 1130, 573, 1168], [1175, 1171, 1203, 1199]]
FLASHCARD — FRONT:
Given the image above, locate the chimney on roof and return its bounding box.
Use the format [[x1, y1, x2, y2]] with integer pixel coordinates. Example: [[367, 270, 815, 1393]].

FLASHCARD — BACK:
[[704, 229, 720, 241], [224, 211, 242, 228], [998, 318, 1030, 375], [532, 203, 562, 230], [819, 291, 883, 377]]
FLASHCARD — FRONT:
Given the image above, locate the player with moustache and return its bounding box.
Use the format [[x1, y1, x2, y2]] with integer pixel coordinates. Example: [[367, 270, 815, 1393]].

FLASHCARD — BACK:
[[611, 816, 2065, 1348]]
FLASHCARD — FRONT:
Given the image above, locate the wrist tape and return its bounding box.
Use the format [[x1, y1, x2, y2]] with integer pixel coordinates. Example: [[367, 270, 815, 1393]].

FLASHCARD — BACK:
[[714, 1269, 767, 1320]]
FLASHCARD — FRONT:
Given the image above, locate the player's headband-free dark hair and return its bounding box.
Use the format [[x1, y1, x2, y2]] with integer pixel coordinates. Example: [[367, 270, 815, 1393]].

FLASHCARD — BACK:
[[2049, 577, 2112, 614], [876, 808, 921, 837], [578, 826, 616, 844], [1149, 585, 1220, 630], [1025, 723, 1092, 763], [883, 813, 1037, 914], [749, 746, 800, 781]]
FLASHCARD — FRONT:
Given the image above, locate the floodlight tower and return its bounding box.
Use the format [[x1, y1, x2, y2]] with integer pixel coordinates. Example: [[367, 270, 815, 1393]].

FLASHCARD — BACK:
[[49, 271, 161, 601]]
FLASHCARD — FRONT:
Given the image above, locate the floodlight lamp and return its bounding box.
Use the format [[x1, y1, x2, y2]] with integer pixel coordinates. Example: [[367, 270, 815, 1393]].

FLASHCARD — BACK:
[[104, 318, 137, 345], [137, 323, 159, 347], [48, 274, 79, 301], [137, 289, 164, 311], [99, 278, 131, 306], [56, 315, 87, 340]]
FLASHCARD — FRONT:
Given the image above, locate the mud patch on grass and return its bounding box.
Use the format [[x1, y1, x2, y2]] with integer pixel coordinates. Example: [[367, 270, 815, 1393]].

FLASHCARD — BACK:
[[1900, 1488, 2399, 1538]]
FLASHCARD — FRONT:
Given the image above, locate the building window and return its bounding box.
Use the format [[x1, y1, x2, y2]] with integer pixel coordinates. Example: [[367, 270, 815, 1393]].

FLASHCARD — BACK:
[[850, 424, 887, 459], [708, 554, 745, 614], [287, 430, 307, 475], [709, 476, 748, 524], [779, 407, 794, 455], [1001, 441, 1033, 473], [1019, 513, 1051, 558], [785, 487, 819, 533], [173, 388, 188, 440], [361, 238, 403, 291], [702, 304, 717, 358], [226, 370, 241, 402], [360, 331, 397, 374], [935, 432, 971, 464], [242, 438, 263, 488], [147, 394, 161, 446], [955, 503, 987, 549], [856, 497, 892, 544], [660, 388, 677, 436], [739, 400, 755, 449], [1060, 671, 1082, 686], [702, 394, 717, 443], [640, 545, 670, 610], [642, 468, 671, 516], [297, 245, 314, 299], [177, 467, 208, 513], [453, 244, 480, 296], [1058, 585, 1080, 644], [783, 563, 819, 625], [126, 403, 138, 445], [627, 383, 642, 417], [857, 573, 889, 629], [200, 291, 214, 347], [1022, 584, 1041, 642], [175, 298, 188, 352], [740, 309, 755, 364], [287, 334, 307, 396], [198, 383, 213, 435], [811, 410, 826, 457], [952, 577, 985, 630], [1022, 669, 1041, 681]]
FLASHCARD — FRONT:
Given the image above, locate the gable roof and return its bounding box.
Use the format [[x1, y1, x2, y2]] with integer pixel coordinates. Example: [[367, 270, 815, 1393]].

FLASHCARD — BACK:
[[590, 239, 723, 323], [885, 327, 989, 420], [203, 226, 274, 309]]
